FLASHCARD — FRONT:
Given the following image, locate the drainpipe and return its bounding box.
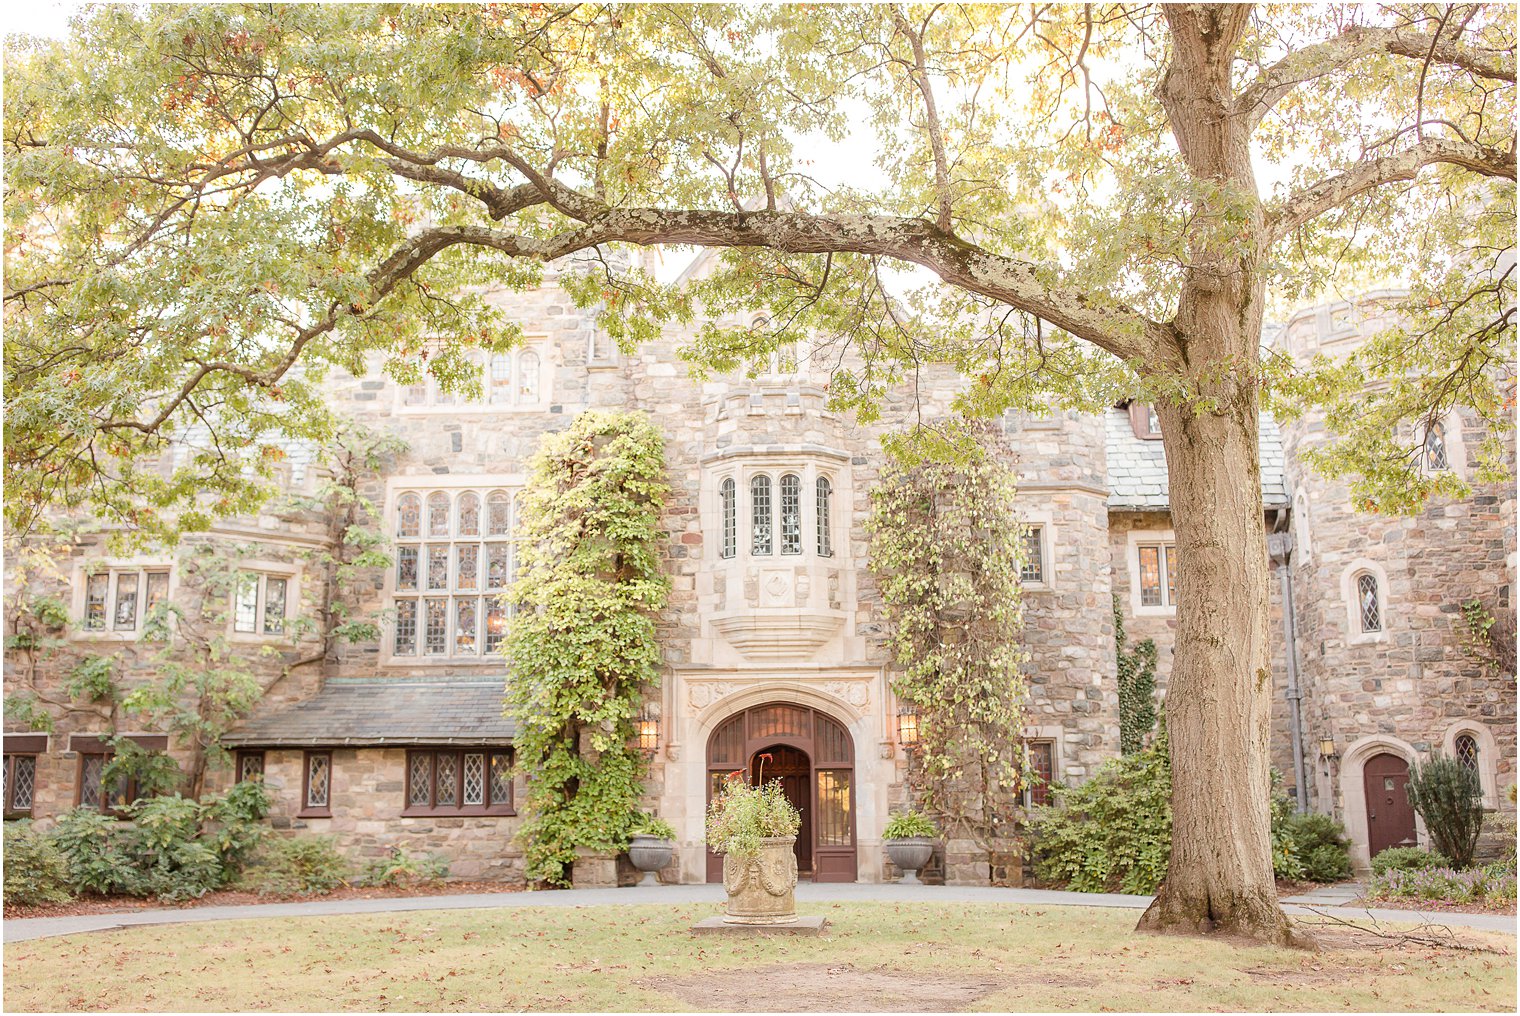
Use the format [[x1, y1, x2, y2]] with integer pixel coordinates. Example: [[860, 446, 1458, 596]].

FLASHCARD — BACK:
[[1268, 520, 1309, 812]]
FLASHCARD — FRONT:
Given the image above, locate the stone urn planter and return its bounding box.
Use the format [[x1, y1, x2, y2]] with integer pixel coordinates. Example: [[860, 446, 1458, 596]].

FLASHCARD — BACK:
[[722, 836, 799, 924], [627, 834, 674, 887], [884, 836, 936, 884]]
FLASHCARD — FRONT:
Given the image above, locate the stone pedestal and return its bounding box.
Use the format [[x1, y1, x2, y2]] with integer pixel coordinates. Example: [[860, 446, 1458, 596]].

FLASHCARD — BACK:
[[571, 847, 618, 888], [691, 915, 828, 936]]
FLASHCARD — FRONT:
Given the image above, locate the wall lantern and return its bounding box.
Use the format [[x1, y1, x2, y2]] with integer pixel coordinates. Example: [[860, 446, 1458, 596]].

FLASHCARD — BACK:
[[896, 702, 919, 748], [1318, 737, 1338, 760], [637, 711, 660, 755]]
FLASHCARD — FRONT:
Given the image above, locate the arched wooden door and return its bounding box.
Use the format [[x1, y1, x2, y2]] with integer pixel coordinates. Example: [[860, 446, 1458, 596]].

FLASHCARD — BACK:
[[706, 703, 857, 883], [1363, 752, 1417, 858]]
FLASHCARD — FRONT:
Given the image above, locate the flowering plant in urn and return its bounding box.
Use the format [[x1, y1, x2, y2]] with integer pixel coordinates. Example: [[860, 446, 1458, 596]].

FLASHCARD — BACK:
[[705, 759, 802, 924]]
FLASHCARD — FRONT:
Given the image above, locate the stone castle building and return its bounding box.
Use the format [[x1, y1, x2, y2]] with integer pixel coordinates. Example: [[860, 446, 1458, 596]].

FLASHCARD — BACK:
[[4, 263, 1514, 883]]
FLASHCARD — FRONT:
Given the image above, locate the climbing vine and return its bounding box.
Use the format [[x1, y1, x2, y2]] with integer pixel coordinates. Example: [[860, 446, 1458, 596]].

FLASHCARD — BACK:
[[504, 410, 670, 887], [866, 422, 1029, 845], [1114, 594, 1158, 755], [1459, 596, 1516, 677]]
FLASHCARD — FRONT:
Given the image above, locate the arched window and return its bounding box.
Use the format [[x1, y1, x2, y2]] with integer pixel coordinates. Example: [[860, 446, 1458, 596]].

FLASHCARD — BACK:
[[1455, 733, 1479, 771], [456, 492, 481, 537], [489, 354, 512, 404], [517, 351, 540, 402], [816, 476, 833, 557], [1357, 572, 1382, 633], [426, 492, 451, 538], [396, 493, 421, 538], [1423, 422, 1450, 471], [751, 474, 773, 555], [719, 478, 737, 560], [486, 491, 511, 536], [779, 473, 802, 555]]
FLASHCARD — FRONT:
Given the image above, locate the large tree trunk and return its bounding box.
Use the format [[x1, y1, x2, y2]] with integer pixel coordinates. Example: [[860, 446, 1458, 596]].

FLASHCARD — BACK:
[[1133, 3, 1300, 947]]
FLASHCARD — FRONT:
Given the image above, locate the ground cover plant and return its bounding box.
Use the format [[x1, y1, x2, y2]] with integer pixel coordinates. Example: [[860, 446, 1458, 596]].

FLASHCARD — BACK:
[[4, 902, 1513, 1013], [1365, 859, 1518, 909]]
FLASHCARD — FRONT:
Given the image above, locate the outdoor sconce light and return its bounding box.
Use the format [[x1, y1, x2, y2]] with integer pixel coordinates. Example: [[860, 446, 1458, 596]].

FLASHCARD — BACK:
[[896, 703, 919, 748], [637, 712, 660, 755], [1318, 737, 1338, 760]]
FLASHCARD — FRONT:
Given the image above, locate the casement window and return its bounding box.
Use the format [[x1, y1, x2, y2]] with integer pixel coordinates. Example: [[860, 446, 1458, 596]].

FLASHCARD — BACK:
[[3, 754, 37, 816], [401, 346, 547, 409], [235, 750, 266, 783], [1455, 733, 1479, 772], [1422, 422, 1450, 472], [1355, 571, 1382, 633], [232, 571, 291, 637], [1021, 526, 1046, 585], [71, 734, 167, 812], [404, 749, 514, 815], [300, 751, 332, 816], [732, 467, 838, 562], [1137, 543, 1178, 608], [80, 566, 171, 635], [815, 477, 833, 557], [1127, 402, 1163, 440], [1024, 740, 1055, 807], [391, 487, 518, 659]]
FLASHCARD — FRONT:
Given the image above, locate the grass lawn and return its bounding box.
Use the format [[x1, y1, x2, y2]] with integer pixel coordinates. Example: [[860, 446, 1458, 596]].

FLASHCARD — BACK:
[[4, 902, 1514, 1012]]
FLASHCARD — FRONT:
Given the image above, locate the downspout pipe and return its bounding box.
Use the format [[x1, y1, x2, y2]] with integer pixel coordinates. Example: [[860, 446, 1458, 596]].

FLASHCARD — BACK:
[[1268, 520, 1309, 812]]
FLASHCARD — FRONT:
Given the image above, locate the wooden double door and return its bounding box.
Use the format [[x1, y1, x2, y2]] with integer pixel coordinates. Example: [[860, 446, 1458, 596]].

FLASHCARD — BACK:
[[706, 703, 857, 883]]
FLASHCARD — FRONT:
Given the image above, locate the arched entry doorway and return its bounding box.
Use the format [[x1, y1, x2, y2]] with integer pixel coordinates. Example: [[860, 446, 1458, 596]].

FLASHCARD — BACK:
[[1363, 752, 1417, 858], [706, 702, 856, 882]]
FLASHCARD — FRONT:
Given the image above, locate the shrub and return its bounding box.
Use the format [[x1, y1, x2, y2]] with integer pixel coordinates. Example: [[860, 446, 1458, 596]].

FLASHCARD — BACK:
[[1406, 754, 1483, 867], [883, 811, 939, 839], [1276, 812, 1352, 883], [631, 816, 677, 841], [2, 820, 73, 906], [1371, 846, 1452, 876], [1269, 775, 1304, 881], [706, 773, 800, 861], [1029, 723, 1171, 894], [239, 835, 350, 896], [50, 807, 143, 896], [1367, 859, 1517, 904], [355, 846, 450, 888]]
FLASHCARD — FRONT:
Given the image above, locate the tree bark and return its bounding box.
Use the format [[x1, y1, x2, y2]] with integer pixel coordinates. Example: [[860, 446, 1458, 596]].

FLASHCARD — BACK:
[[1134, 3, 1300, 946]]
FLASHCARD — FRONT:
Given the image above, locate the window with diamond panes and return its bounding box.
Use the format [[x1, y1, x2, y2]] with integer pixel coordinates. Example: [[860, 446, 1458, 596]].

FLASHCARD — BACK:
[[1356, 572, 1382, 633], [404, 749, 514, 814], [4, 755, 36, 816], [236, 751, 265, 783], [1455, 733, 1479, 772], [302, 752, 331, 814], [393, 487, 518, 659], [1021, 526, 1045, 584], [1423, 422, 1450, 471], [403, 347, 547, 408], [76, 752, 136, 812]]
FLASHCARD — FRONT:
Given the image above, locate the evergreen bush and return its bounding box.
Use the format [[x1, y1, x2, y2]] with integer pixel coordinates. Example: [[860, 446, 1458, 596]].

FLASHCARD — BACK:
[[1029, 722, 1171, 894], [2, 820, 73, 906], [240, 835, 351, 895], [1370, 846, 1452, 876], [1276, 812, 1352, 883], [1406, 754, 1484, 867]]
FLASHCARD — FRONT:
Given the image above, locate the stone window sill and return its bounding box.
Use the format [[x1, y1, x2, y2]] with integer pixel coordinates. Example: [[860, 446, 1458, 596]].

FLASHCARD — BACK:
[[400, 806, 515, 819]]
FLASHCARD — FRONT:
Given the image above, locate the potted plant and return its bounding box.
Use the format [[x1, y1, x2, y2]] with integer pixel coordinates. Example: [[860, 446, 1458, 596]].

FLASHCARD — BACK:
[[705, 766, 801, 925], [627, 816, 677, 886], [883, 811, 939, 884]]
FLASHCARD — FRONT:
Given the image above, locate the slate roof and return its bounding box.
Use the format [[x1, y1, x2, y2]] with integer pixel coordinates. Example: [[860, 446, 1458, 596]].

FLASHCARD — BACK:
[[1105, 408, 1289, 510], [223, 677, 515, 747]]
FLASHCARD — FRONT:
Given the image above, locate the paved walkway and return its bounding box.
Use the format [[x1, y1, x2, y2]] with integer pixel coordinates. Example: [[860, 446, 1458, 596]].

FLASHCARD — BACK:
[[5, 882, 1514, 943]]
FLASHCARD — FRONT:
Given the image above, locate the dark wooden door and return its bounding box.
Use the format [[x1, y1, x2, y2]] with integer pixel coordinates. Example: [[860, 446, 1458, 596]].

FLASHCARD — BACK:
[[750, 744, 812, 876], [1364, 752, 1417, 858]]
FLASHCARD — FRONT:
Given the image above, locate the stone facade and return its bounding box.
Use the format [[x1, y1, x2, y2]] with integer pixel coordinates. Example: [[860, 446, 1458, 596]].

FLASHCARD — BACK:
[[4, 274, 1513, 883]]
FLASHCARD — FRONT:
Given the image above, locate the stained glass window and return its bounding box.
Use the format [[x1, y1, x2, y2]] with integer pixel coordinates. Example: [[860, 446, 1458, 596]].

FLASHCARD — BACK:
[[427, 492, 451, 538], [457, 492, 481, 536], [397, 493, 422, 537]]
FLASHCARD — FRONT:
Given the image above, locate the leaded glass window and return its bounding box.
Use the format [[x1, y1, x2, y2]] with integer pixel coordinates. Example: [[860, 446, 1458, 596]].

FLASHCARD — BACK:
[[406, 749, 513, 813], [1424, 423, 1450, 471], [85, 573, 108, 630], [113, 572, 140, 630], [751, 474, 773, 555], [1021, 526, 1044, 584], [1137, 543, 1177, 608], [1357, 572, 1382, 632], [237, 752, 265, 783], [517, 351, 540, 402], [815, 769, 853, 846], [4, 755, 36, 814], [393, 486, 520, 659], [405, 346, 548, 408], [397, 493, 422, 537], [78, 754, 105, 809], [815, 477, 833, 557], [779, 474, 802, 555], [1455, 733, 1479, 771], [720, 478, 737, 559], [304, 752, 330, 811]]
